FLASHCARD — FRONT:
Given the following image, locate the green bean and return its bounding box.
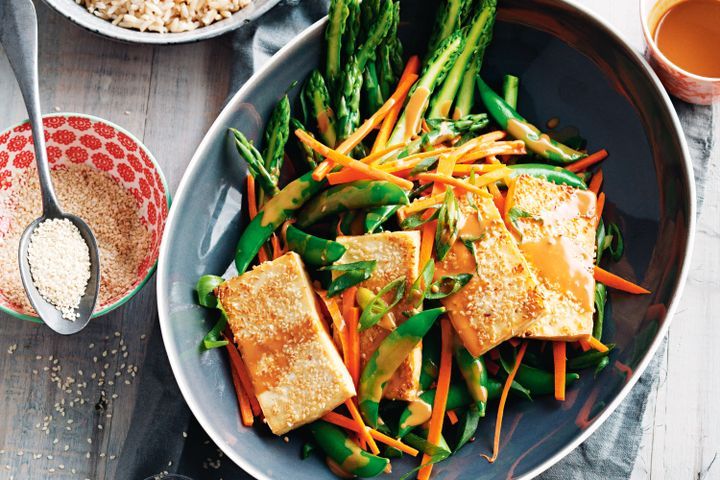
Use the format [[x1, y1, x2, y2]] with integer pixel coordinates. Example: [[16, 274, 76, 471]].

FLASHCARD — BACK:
[[296, 180, 409, 228], [285, 225, 346, 266], [310, 421, 388, 477], [359, 307, 445, 427]]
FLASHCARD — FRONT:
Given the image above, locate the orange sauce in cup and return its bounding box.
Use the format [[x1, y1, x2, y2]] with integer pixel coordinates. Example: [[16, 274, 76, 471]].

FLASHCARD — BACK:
[[653, 0, 720, 78]]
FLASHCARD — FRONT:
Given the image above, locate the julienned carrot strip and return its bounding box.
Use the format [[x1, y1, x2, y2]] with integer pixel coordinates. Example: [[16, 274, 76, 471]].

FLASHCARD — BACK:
[[319, 292, 349, 360], [482, 341, 528, 464], [230, 368, 254, 427], [553, 342, 567, 401], [588, 169, 604, 195], [376, 147, 454, 172], [578, 338, 591, 352], [326, 169, 373, 185], [342, 288, 360, 386], [452, 163, 505, 175], [455, 141, 527, 163], [344, 399, 381, 455], [416, 172, 497, 196], [447, 410, 459, 425], [417, 317, 453, 480], [593, 266, 651, 294], [225, 340, 262, 416], [373, 56, 422, 152], [595, 192, 605, 227], [246, 175, 258, 220], [297, 130, 414, 190], [566, 149, 608, 173], [585, 336, 610, 353], [313, 70, 420, 179], [397, 192, 446, 220], [323, 411, 419, 456], [487, 180, 505, 213], [361, 143, 405, 164]]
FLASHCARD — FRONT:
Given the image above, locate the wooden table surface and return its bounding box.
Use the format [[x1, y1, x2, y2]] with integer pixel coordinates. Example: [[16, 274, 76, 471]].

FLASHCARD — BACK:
[[0, 1, 718, 479]]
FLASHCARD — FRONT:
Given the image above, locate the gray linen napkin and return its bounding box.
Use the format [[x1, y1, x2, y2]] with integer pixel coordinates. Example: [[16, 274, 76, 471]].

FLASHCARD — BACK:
[[116, 1, 715, 479]]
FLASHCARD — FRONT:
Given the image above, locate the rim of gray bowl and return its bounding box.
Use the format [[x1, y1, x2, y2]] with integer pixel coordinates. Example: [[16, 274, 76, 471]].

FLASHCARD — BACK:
[[40, 0, 282, 45], [156, 4, 696, 480]]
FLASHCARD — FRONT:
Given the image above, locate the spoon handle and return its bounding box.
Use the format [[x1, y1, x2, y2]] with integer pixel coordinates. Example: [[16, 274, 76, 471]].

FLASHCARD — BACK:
[[0, 0, 61, 217]]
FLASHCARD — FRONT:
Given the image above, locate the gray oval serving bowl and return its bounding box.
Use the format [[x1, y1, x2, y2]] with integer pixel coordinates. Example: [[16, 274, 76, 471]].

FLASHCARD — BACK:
[[42, 0, 280, 44], [157, 0, 695, 478]]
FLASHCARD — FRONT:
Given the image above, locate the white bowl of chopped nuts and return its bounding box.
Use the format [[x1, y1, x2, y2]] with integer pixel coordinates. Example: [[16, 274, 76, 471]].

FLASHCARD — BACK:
[[0, 113, 170, 322]]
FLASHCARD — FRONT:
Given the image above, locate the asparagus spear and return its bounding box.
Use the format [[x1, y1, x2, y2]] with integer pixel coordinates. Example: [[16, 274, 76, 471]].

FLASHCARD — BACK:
[[377, 1, 402, 99], [335, 58, 364, 145], [289, 118, 320, 171], [230, 128, 279, 198], [452, 1, 497, 119], [359, 0, 380, 40], [355, 0, 394, 71], [503, 74, 520, 109], [342, 0, 361, 65], [362, 61, 384, 117], [388, 29, 466, 144], [262, 95, 290, 183], [426, 0, 471, 58], [428, 0, 497, 119], [301, 70, 338, 147], [325, 0, 350, 92]]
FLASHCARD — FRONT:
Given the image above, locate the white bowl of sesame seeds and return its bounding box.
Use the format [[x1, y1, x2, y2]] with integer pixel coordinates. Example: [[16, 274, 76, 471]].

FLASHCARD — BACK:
[[0, 113, 170, 322]]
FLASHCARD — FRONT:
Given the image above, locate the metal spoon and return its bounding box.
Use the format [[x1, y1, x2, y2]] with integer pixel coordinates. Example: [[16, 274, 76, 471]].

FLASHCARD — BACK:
[[0, 0, 100, 334]]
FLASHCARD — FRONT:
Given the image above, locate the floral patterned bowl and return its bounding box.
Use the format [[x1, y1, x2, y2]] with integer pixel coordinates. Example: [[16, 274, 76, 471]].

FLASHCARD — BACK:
[[0, 113, 170, 322]]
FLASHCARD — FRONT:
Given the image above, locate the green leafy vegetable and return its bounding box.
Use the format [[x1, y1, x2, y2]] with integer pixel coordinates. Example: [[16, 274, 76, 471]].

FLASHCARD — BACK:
[[357, 277, 406, 331], [405, 260, 435, 315], [320, 261, 377, 297], [401, 208, 440, 230], [435, 188, 461, 261], [454, 405, 480, 453], [425, 274, 473, 300], [196, 275, 224, 308], [605, 223, 625, 261], [593, 282, 607, 340]]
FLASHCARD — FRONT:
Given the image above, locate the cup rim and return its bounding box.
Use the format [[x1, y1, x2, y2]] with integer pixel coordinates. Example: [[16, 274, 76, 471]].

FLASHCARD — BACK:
[[639, 0, 720, 82]]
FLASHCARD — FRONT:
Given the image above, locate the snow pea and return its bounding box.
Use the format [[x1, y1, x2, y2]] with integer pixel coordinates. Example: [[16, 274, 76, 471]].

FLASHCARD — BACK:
[[310, 421, 388, 477], [453, 343, 489, 416], [364, 204, 400, 233], [397, 383, 472, 438], [359, 307, 445, 427], [500, 354, 579, 396], [285, 225, 346, 266], [296, 180, 409, 228], [567, 344, 615, 370], [507, 164, 587, 190], [234, 172, 326, 274], [476, 77, 586, 165]]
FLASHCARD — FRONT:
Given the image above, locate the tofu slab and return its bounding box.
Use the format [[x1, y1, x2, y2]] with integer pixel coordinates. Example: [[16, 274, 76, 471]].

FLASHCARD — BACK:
[[435, 191, 543, 357], [505, 175, 597, 340], [336, 231, 422, 401], [217, 252, 355, 435]]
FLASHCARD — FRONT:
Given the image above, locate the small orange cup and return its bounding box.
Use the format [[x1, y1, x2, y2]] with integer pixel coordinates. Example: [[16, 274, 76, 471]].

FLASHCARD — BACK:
[[640, 0, 720, 105]]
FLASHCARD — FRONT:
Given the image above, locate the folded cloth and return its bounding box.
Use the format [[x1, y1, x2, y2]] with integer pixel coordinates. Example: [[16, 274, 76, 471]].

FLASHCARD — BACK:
[[114, 1, 714, 479]]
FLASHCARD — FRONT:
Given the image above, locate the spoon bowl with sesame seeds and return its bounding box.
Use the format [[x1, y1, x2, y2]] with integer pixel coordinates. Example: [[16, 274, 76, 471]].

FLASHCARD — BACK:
[[1, 0, 101, 334]]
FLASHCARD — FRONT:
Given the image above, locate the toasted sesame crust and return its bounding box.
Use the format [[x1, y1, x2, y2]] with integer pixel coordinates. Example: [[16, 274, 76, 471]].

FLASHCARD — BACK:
[[336, 231, 422, 401], [435, 192, 543, 357], [506, 175, 597, 340], [217, 252, 355, 435]]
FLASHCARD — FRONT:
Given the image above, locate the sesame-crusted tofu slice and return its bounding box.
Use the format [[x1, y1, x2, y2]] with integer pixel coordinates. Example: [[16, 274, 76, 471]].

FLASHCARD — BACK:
[[505, 175, 597, 340], [335, 231, 422, 401], [216, 252, 355, 435], [435, 192, 543, 357]]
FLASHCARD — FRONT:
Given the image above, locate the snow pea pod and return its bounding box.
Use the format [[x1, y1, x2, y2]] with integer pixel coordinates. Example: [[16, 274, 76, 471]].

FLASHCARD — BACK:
[[419, 334, 440, 391], [364, 205, 400, 233], [567, 344, 615, 370], [359, 307, 445, 427], [453, 343, 489, 416], [397, 383, 472, 438], [296, 180, 409, 229], [507, 164, 587, 190], [285, 225, 346, 266], [310, 421, 389, 477], [500, 355, 579, 396], [476, 77, 586, 164], [234, 172, 326, 274]]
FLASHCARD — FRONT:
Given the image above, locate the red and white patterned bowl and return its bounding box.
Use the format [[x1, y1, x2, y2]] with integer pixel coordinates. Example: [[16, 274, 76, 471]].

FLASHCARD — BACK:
[[0, 113, 170, 322]]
